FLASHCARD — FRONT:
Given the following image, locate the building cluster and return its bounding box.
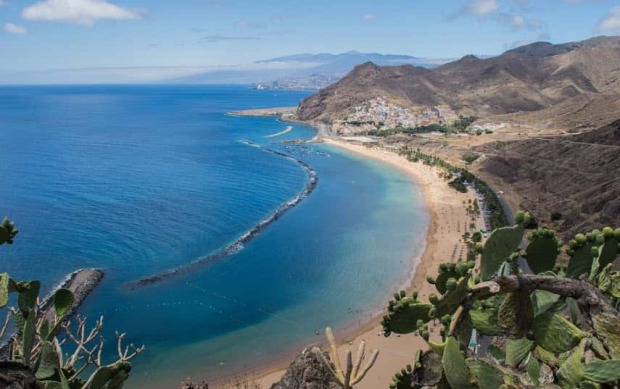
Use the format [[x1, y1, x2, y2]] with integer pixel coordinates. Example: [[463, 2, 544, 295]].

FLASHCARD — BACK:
[[332, 96, 457, 134]]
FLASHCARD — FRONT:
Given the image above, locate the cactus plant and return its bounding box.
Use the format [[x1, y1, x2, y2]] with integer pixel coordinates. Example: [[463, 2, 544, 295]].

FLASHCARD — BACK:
[[466, 359, 504, 389], [556, 339, 587, 388], [480, 224, 524, 280], [498, 291, 533, 338], [532, 311, 588, 354], [505, 338, 534, 367], [381, 292, 432, 335], [525, 228, 561, 274], [442, 337, 474, 389], [469, 308, 502, 336], [380, 218, 620, 388], [566, 235, 596, 279], [583, 359, 620, 383], [312, 327, 379, 389]]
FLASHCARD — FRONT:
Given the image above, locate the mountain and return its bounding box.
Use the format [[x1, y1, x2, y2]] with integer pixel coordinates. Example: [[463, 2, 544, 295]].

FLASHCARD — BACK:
[[297, 36, 620, 122], [476, 119, 620, 239], [170, 51, 451, 89]]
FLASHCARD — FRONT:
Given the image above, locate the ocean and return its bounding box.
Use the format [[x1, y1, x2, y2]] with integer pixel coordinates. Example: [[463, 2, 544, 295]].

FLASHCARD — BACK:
[[0, 85, 428, 387]]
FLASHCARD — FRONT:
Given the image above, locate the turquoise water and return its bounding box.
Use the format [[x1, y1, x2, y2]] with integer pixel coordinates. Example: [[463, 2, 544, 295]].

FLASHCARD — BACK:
[[0, 85, 428, 387]]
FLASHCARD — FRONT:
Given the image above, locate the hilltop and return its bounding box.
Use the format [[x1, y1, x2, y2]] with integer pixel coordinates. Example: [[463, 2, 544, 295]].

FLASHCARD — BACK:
[[295, 36, 620, 239], [298, 35, 620, 124]]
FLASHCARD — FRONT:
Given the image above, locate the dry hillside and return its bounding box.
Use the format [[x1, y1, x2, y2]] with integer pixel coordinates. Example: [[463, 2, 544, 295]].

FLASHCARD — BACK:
[[298, 36, 620, 123]]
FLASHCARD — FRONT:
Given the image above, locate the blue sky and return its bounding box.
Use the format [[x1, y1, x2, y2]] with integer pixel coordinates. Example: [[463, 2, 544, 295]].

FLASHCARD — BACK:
[[1, 0, 619, 82]]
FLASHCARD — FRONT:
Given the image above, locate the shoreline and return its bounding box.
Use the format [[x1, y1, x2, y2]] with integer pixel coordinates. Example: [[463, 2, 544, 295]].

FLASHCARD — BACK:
[[206, 133, 482, 388]]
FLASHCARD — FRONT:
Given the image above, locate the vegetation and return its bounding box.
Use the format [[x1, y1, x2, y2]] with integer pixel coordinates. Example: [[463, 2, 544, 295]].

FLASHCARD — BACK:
[[360, 115, 478, 137], [551, 212, 563, 221], [453, 115, 477, 132], [312, 327, 378, 389], [364, 123, 450, 137], [462, 152, 480, 164], [0, 217, 143, 389], [379, 212, 620, 388], [398, 147, 508, 230]]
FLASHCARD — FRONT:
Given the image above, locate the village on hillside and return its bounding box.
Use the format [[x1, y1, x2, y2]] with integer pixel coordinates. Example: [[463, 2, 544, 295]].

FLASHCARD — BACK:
[[331, 96, 459, 134]]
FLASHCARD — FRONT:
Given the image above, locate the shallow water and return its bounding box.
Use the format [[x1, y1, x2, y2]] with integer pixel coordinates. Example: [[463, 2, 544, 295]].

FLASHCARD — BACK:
[[0, 85, 428, 387]]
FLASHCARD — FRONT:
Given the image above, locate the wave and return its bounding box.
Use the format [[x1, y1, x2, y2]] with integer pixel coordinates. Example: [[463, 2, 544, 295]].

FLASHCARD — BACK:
[[124, 141, 318, 290], [265, 126, 293, 138]]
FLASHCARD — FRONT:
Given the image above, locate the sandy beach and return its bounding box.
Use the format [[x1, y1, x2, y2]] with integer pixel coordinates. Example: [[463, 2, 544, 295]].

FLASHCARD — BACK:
[[210, 138, 484, 388]]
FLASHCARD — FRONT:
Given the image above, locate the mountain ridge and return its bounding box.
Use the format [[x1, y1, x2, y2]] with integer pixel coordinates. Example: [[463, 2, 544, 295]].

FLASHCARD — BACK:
[[297, 35, 620, 122]]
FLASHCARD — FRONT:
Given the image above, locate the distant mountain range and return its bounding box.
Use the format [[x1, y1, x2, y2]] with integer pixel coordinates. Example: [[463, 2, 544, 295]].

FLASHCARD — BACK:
[[298, 36, 620, 123], [170, 51, 452, 89]]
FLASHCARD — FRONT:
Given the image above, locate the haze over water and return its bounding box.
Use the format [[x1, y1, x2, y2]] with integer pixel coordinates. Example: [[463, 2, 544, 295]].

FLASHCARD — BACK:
[[0, 85, 428, 387]]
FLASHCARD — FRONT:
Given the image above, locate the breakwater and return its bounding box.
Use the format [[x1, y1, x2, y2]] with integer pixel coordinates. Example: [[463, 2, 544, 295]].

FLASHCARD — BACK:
[[124, 141, 318, 290]]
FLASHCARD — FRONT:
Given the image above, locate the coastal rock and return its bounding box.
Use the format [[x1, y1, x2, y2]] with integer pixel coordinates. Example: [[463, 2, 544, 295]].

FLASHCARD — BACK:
[[270, 349, 342, 389]]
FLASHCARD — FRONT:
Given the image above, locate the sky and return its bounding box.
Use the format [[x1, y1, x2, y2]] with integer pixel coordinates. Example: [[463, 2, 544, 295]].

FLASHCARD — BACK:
[[0, 0, 619, 83]]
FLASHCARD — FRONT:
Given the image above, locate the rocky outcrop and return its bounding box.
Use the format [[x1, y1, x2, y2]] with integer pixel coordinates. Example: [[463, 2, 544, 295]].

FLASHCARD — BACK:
[[270, 349, 342, 389], [0, 362, 38, 389]]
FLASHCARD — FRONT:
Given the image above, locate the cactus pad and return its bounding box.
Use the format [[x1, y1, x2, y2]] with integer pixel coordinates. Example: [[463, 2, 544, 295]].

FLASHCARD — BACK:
[[389, 365, 413, 389], [53, 289, 74, 318], [469, 308, 503, 336], [480, 225, 524, 280], [556, 339, 587, 388], [0, 273, 10, 308], [597, 238, 619, 269], [466, 359, 505, 389], [17, 280, 40, 315], [36, 341, 60, 380], [566, 238, 595, 279], [498, 292, 534, 338], [583, 360, 620, 384], [442, 337, 475, 389], [382, 294, 432, 335], [505, 337, 534, 367], [532, 311, 588, 354], [526, 355, 541, 386], [592, 312, 620, 359], [525, 228, 561, 274], [435, 274, 471, 316], [531, 289, 561, 316]]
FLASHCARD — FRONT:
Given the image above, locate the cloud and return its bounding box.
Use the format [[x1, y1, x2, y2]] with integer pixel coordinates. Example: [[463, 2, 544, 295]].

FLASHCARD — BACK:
[[200, 34, 263, 43], [494, 13, 545, 31], [363, 14, 377, 21], [235, 20, 266, 29], [4, 22, 28, 34], [22, 0, 141, 26], [599, 6, 620, 31], [467, 0, 499, 17]]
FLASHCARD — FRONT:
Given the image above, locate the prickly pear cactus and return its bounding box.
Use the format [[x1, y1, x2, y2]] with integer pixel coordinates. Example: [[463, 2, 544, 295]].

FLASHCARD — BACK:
[[383, 219, 620, 389], [381, 291, 432, 336], [524, 228, 561, 274], [498, 291, 534, 338], [466, 359, 504, 389], [566, 232, 597, 279], [442, 337, 474, 389], [480, 224, 524, 280]]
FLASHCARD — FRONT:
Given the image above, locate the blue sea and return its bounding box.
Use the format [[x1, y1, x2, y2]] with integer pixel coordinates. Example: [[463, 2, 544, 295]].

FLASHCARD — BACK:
[[0, 85, 428, 387]]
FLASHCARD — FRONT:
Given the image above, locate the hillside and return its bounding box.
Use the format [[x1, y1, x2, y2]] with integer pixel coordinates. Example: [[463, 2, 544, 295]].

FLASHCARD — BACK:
[[474, 120, 620, 238], [297, 36, 620, 122]]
